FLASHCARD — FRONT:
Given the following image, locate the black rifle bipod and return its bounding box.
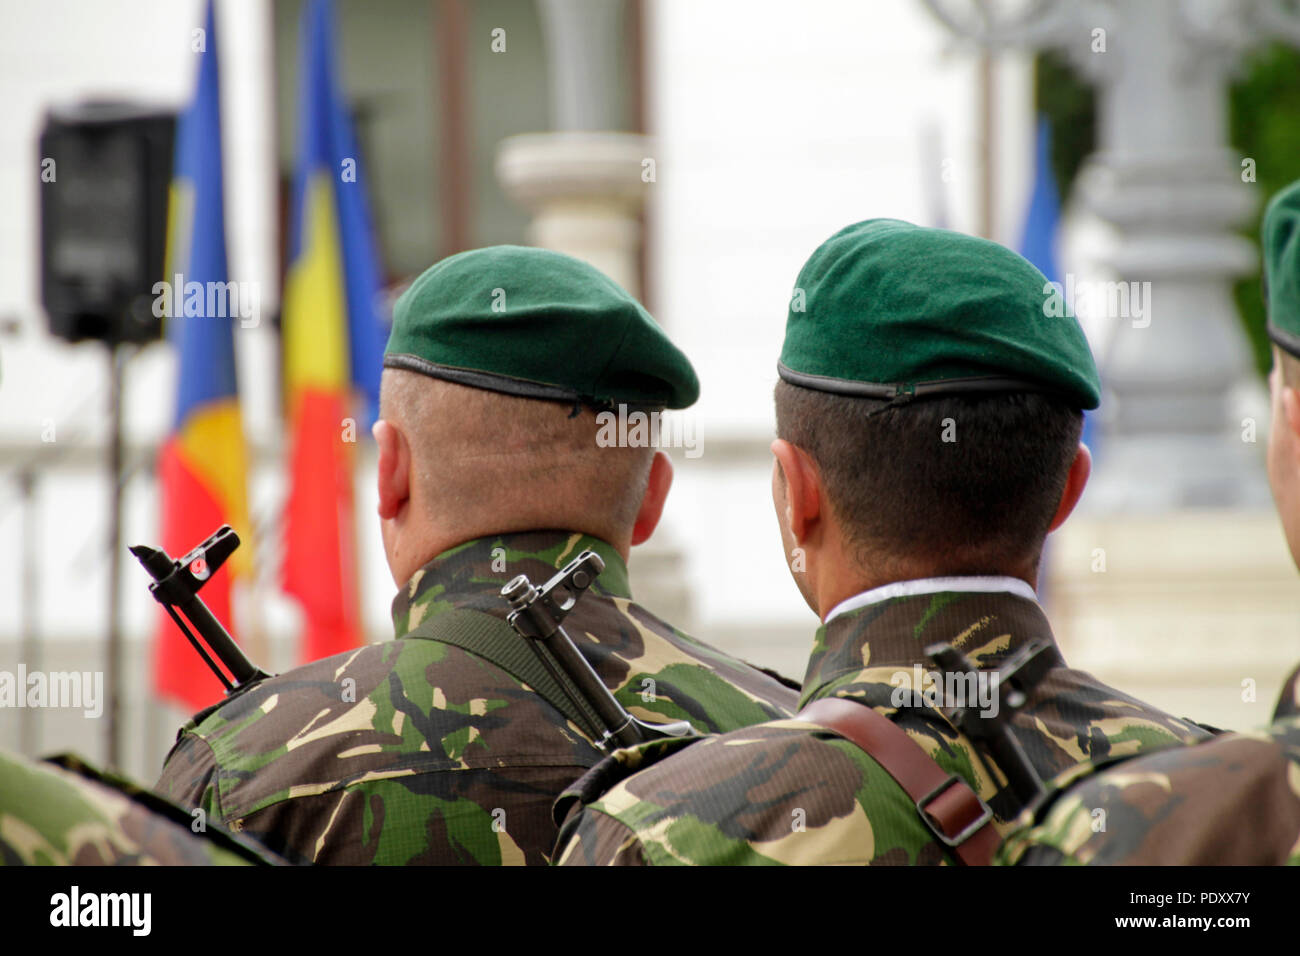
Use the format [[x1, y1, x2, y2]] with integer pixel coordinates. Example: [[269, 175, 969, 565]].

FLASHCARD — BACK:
[[501, 550, 695, 752], [131, 524, 270, 692]]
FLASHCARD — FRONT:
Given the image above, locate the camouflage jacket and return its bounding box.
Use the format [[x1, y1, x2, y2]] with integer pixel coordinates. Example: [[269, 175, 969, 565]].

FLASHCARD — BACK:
[[0, 750, 273, 865], [998, 716, 1300, 865], [554, 589, 1211, 866], [155, 531, 798, 865]]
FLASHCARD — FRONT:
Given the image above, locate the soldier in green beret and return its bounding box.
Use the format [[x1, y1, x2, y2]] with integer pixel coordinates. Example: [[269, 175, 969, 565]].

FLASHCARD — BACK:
[[554, 219, 1210, 866], [997, 178, 1300, 866], [154, 245, 798, 865], [1266, 175, 1300, 728], [0, 748, 275, 865]]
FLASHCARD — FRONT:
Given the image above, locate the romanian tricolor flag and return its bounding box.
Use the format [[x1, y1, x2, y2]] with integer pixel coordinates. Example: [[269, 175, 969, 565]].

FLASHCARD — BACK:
[[154, 0, 254, 711], [282, 0, 386, 663]]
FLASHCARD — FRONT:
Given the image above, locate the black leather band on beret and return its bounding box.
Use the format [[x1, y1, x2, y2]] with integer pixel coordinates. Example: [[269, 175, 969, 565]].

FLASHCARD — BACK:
[[1268, 322, 1300, 361], [777, 362, 1070, 404], [385, 353, 585, 405], [777, 362, 899, 399]]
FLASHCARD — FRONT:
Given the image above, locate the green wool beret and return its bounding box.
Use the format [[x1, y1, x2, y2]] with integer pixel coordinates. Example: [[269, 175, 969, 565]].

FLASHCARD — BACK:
[[1265, 179, 1300, 359], [778, 219, 1101, 410], [385, 245, 698, 409]]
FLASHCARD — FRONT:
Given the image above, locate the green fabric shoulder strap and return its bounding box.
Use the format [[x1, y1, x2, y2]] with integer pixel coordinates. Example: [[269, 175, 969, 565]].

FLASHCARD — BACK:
[[407, 608, 601, 741]]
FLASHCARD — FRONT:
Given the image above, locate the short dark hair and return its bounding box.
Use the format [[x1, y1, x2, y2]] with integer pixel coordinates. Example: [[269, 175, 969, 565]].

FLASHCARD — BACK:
[[774, 380, 1084, 573]]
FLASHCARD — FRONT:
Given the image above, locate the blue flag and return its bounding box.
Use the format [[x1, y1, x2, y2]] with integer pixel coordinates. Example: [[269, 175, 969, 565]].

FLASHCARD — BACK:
[[156, 0, 254, 710], [287, 0, 386, 428], [168, 0, 236, 423], [1019, 118, 1061, 283], [1019, 117, 1097, 455]]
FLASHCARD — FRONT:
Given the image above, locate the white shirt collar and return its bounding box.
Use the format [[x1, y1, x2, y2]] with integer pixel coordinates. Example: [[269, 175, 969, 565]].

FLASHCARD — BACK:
[[823, 575, 1038, 624]]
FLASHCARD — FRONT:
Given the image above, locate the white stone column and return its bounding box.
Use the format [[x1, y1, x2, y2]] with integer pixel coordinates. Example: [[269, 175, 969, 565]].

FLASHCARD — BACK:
[[1069, 0, 1267, 509], [497, 0, 646, 292], [536, 0, 624, 132], [920, 0, 1300, 728], [496, 1, 691, 628], [496, 132, 648, 295], [924, 0, 1287, 509]]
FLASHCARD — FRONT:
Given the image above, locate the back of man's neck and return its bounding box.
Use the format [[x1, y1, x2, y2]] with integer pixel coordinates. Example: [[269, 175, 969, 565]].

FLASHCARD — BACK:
[[397, 525, 630, 589]]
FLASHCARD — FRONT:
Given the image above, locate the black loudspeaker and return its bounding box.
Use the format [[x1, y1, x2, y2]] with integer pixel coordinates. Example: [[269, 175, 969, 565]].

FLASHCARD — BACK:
[[39, 102, 175, 345]]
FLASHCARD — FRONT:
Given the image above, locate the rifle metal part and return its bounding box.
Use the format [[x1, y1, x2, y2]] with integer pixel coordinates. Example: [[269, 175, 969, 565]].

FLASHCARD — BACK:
[[501, 550, 695, 751], [925, 640, 1053, 814], [131, 525, 270, 691]]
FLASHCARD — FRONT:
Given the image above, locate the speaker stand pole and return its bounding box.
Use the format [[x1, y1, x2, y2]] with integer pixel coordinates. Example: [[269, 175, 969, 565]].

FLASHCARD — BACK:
[[18, 468, 39, 756], [106, 343, 125, 770]]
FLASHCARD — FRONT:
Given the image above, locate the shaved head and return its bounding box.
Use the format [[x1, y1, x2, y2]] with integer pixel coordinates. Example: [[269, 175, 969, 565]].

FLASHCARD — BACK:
[[378, 369, 656, 552]]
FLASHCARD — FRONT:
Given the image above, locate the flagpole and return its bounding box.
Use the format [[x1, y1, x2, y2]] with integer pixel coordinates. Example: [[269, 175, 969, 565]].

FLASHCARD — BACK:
[[18, 467, 39, 756]]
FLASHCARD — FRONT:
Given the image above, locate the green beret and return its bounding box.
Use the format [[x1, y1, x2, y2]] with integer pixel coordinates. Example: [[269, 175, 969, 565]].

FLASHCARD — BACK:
[[385, 245, 698, 409], [1265, 179, 1300, 358], [778, 219, 1101, 410]]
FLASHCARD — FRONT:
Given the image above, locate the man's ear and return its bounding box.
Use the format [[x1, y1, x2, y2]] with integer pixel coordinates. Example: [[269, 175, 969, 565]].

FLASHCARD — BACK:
[[631, 451, 673, 546], [1047, 442, 1092, 534], [374, 419, 411, 521], [770, 438, 822, 544]]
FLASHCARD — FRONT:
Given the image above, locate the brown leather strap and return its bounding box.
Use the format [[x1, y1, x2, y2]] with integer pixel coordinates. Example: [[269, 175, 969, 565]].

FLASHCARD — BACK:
[[798, 696, 1000, 866]]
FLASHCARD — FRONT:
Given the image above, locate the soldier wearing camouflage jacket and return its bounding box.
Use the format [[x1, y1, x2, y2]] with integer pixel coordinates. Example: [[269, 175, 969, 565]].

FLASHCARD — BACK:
[[555, 219, 1212, 866], [155, 246, 798, 864], [158, 532, 795, 864], [556, 587, 1208, 865], [991, 177, 1300, 868]]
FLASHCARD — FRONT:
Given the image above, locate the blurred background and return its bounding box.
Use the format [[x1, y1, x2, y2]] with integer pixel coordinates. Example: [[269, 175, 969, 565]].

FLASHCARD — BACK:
[[3, 0, 1300, 783]]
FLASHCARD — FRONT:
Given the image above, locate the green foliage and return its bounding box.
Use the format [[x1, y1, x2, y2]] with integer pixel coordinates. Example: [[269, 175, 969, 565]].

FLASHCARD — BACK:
[[1230, 43, 1300, 378], [1034, 52, 1094, 201]]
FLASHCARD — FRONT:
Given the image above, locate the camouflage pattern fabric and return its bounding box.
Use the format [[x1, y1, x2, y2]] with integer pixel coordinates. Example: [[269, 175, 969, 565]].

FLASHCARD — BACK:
[[554, 590, 1210, 866], [0, 749, 268, 865], [155, 531, 798, 865], [998, 716, 1300, 865]]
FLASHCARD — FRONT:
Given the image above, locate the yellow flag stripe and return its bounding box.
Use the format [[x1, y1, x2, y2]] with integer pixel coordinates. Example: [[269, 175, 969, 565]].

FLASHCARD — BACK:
[[284, 173, 350, 399], [176, 401, 254, 577]]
